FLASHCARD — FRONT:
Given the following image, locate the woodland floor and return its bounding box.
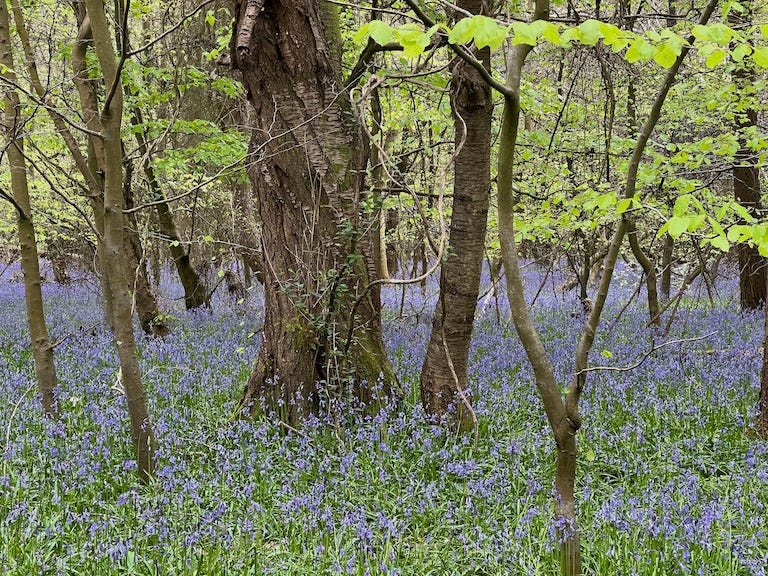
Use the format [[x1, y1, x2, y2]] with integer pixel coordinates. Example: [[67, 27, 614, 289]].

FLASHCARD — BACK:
[[1, 261, 767, 575]]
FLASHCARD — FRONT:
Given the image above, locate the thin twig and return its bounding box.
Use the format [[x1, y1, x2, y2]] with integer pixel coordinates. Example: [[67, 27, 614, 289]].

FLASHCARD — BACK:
[[576, 331, 717, 375]]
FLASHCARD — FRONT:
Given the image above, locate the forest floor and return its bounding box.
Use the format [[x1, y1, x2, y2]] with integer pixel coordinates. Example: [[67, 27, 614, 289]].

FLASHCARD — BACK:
[[1, 262, 766, 575]]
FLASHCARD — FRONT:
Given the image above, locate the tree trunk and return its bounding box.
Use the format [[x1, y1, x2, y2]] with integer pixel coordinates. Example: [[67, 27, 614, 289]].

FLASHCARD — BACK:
[[84, 0, 156, 481], [128, 104, 212, 309], [731, 0, 765, 311], [0, 0, 59, 419], [420, 0, 492, 428], [231, 177, 264, 286], [386, 207, 400, 276], [661, 233, 673, 298], [370, 87, 390, 282], [758, 273, 768, 435], [232, 0, 398, 424], [122, 149, 169, 336], [627, 221, 660, 325]]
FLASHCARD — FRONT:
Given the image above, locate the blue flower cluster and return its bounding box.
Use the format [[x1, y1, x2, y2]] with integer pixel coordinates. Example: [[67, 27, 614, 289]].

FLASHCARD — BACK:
[[0, 262, 766, 574]]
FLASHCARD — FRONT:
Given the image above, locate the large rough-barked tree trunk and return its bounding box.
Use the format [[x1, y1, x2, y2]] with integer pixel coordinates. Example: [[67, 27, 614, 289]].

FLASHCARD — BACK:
[[232, 0, 397, 424], [759, 287, 768, 435], [731, 0, 765, 311], [420, 0, 492, 428]]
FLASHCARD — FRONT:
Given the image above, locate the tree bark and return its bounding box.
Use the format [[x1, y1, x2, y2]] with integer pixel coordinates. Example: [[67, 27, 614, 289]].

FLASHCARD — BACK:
[[661, 233, 673, 298], [83, 0, 156, 481], [420, 0, 492, 429], [232, 0, 398, 424], [127, 98, 212, 309], [0, 0, 59, 419], [730, 0, 765, 311], [122, 146, 169, 336], [627, 221, 660, 325], [758, 272, 768, 435]]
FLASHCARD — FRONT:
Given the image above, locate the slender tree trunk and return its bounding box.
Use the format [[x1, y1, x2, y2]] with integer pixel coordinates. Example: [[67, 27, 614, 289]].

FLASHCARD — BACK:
[[232, 0, 398, 424], [627, 221, 660, 325], [370, 87, 390, 282], [231, 176, 264, 287], [386, 207, 400, 276], [128, 105, 211, 308], [661, 233, 673, 298], [84, 0, 156, 481], [0, 1, 59, 418], [122, 148, 169, 336], [490, 0, 718, 572], [420, 0, 492, 428], [9, 0, 112, 329]]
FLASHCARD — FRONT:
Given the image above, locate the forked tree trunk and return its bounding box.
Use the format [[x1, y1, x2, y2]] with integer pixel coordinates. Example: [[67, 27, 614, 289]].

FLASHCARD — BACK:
[[232, 0, 397, 424], [627, 221, 660, 325], [491, 0, 718, 572], [420, 0, 492, 428], [0, 0, 59, 418], [83, 0, 156, 481], [123, 152, 169, 336], [128, 105, 211, 309]]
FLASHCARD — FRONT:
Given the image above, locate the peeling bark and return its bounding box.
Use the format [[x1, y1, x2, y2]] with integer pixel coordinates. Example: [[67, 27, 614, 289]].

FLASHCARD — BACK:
[[232, 0, 398, 423]]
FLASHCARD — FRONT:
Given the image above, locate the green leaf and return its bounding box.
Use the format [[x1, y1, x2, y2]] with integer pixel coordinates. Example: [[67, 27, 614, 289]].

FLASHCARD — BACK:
[[595, 192, 616, 210], [692, 25, 712, 41], [705, 49, 726, 68], [654, 44, 678, 68], [709, 217, 725, 237], [601, 22, 630, 51], [472, 16, 509, 51], [708, 23, 734, 45], [511, 21, 540, 46], [693, 23, 733, 45], [559, 26, 580, 45], [396, 25, 432, 57], [586, 449, 596, 462], [660, 29, 685, 54], [710, 234, 730, 252], [601, 349, 613, 358], [731, 201, 755, 222], [577, 19, 602, 46], [616, 198, 632, 214], [752, 47, 768, 68], [205, 10, 215, 26], [667, 215, 690, 238], [625, 37, 654, 63], [732, 43, 752, 62], [353, 22, 371, 44], [449, 17, 475, 45], [542, 22, 562, 45], [368, 20, 394, 46], [673, 194, 690, 216]]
